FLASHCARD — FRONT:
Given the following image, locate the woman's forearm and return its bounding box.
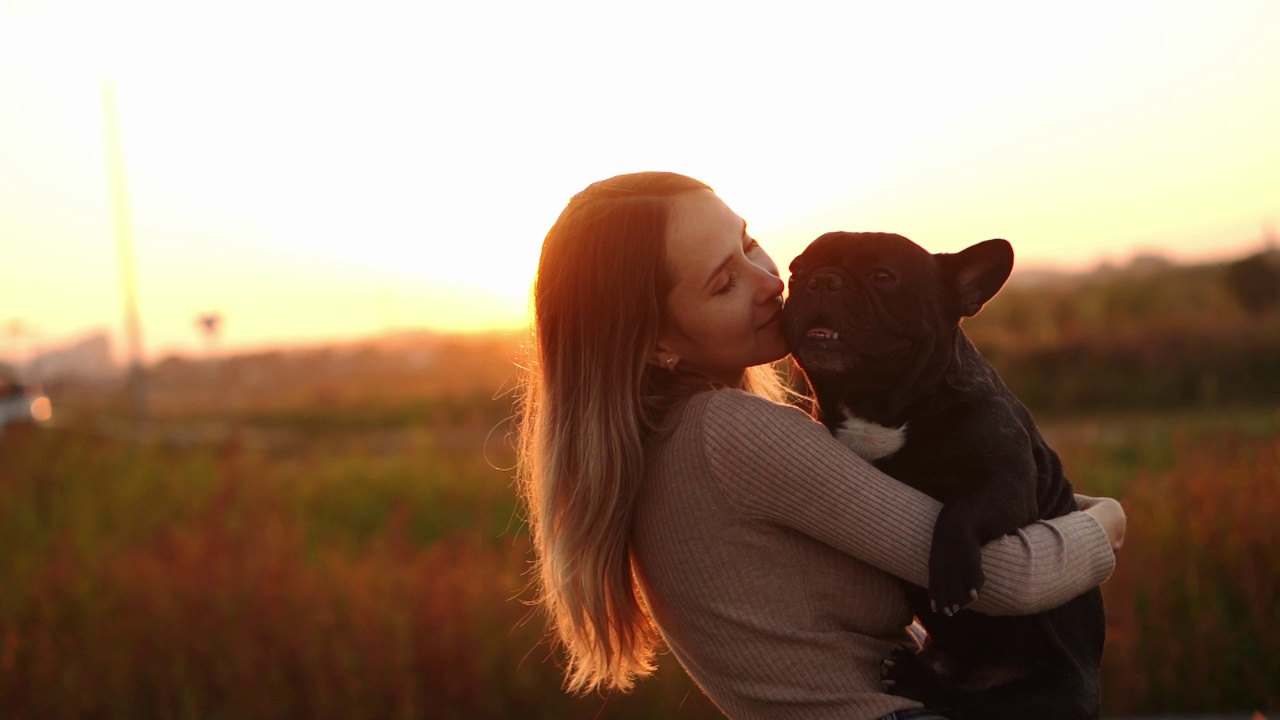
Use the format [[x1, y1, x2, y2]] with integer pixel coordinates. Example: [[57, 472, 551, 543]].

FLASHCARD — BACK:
[[967, 511, 1115, 615]]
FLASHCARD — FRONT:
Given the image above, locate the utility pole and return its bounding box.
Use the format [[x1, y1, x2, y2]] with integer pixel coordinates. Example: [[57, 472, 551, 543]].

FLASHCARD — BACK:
[[102, 79, 148, 422]]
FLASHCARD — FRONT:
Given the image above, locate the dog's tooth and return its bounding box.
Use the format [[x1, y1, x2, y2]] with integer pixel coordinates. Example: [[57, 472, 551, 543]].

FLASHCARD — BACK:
[[969, 589, 979, 601], [930, 600, 937, 613]]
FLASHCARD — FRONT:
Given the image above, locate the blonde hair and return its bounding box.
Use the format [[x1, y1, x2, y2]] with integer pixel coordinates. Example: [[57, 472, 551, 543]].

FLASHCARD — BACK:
[[516, 172, 788, 693]]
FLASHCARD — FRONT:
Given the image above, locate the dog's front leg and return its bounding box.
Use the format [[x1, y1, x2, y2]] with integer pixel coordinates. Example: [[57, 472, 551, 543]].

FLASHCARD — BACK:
[[927, 502, 986, 615], [926, 472, 1035, 614]]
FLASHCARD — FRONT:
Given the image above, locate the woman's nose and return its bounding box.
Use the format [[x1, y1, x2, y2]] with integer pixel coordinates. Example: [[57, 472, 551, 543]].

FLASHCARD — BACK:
[[755, 266, 784, 301]]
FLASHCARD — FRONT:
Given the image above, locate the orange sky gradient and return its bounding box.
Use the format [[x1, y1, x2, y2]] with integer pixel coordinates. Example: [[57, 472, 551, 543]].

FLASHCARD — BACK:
[[2, 0, 1278, 361]]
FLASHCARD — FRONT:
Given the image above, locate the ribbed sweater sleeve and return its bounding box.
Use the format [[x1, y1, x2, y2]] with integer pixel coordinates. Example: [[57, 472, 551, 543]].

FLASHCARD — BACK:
[[699, 390, 1115, 616]]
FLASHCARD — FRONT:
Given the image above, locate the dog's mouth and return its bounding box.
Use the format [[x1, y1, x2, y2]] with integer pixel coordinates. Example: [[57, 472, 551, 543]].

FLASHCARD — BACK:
[[799, 322, 913, 361], [789, 322, 858, 376], [805, 326, 840, 342]]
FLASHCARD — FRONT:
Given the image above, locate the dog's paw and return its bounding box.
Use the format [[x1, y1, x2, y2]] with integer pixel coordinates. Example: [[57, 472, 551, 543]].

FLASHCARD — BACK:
[[928, 536, 984, 616], [881, 646, 936, 701]]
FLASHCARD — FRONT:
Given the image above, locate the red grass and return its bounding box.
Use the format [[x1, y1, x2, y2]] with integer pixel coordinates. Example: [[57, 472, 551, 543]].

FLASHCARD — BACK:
[[1098, 430, 1279, 714], [2, 410, 1276, 717], [0, 427, 715, 719]]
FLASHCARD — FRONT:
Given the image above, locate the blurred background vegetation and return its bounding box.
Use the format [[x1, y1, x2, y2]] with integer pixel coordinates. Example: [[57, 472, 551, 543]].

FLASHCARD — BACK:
[[1, 249, 1278, 718]]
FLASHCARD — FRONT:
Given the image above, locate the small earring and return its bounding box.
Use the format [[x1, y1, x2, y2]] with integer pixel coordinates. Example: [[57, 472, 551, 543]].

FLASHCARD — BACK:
[[666, 357, 677, 372]]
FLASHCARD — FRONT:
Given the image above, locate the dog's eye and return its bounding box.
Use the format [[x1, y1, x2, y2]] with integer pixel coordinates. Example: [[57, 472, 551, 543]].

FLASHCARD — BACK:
[[871, 268, 896, 284]]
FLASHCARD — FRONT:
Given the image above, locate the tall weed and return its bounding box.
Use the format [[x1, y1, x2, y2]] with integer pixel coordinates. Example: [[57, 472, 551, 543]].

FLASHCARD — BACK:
[[0, 426, 713, 719], [1, 407, 1276, 717]]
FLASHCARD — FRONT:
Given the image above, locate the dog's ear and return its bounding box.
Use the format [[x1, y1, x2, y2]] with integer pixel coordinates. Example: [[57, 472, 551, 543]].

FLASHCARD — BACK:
[[938, 239, 1013, 317]]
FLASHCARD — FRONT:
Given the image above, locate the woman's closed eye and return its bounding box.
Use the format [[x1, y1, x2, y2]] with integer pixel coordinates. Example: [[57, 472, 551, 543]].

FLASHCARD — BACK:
[[712, 238, 763, 294], [714, 273, 739, 295]]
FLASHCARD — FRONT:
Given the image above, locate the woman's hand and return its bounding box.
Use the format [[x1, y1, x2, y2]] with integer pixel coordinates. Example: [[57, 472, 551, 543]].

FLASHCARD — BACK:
[[1076, 494, 1126, 551]]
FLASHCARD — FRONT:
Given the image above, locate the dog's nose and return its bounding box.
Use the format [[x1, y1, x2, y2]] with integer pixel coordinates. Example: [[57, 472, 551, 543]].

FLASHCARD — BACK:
[[807, 270, 846, 292]]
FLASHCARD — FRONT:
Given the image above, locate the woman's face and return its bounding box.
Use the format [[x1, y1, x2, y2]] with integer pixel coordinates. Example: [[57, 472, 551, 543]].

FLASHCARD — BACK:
[[657, 190, 788, 386]]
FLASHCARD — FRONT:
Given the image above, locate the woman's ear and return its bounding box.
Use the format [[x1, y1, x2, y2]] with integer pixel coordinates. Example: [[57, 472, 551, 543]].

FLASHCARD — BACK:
[[649, 341, 680, 372]]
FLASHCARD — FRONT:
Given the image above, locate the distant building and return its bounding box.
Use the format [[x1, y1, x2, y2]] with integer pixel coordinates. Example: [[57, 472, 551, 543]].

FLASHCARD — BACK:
[[29, 333, 118, 381]]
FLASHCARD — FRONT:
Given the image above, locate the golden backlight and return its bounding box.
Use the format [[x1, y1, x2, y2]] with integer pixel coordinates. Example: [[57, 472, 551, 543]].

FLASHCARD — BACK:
[[1, 1, 1277, 358], [29, 396, 53, 424]]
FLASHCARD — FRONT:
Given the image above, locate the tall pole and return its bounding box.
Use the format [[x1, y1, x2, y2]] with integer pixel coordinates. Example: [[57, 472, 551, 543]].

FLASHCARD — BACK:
[[102, 79, 148, 421]]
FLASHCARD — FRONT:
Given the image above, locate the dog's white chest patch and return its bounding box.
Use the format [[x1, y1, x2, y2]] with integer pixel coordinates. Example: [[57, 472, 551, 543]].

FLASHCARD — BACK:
[[834, 407, 906, 461]]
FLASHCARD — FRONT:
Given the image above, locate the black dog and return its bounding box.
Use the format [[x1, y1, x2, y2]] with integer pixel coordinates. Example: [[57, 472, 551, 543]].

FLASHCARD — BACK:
[[780, 232, 1105, 720]]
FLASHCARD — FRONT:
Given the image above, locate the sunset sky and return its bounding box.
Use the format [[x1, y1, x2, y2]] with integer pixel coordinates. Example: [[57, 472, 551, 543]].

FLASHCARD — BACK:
[[2, 0, 1277, 361]]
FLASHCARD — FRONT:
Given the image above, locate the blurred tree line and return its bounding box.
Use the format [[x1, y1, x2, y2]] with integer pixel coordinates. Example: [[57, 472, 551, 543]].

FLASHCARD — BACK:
[[964, 248, 1280, 414], [122, 249, 1280, 426]]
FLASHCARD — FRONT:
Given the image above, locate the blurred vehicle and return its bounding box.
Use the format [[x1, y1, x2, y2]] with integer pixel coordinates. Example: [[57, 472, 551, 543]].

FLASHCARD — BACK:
[[0, 366, 52, 432]]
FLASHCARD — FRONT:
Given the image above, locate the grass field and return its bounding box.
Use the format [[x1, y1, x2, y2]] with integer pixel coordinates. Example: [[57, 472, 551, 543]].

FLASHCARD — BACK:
[[1042, 409, 1280, 715], [0, 374, 1276, 717]]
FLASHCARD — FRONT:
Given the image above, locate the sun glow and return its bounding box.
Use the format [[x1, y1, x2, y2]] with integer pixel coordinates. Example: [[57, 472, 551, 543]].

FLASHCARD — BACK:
[[29, 396, 53, 424], [2, 1, 1277, 358]]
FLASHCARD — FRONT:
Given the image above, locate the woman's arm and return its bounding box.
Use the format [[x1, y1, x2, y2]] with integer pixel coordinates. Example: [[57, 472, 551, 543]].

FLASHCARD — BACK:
[[701, 390, 1116, 616]]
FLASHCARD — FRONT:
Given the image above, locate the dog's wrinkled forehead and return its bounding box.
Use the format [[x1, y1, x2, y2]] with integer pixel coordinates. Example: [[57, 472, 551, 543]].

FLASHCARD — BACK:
[[789, 231, 933, 278]]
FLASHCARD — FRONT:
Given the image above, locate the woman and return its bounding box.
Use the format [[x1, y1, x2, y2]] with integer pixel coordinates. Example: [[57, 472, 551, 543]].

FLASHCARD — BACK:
[[516, 171, 1124, 720]]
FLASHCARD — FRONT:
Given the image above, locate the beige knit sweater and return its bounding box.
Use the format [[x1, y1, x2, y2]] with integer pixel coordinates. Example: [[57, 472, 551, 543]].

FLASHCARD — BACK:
[[631, 389, 1115, 720]]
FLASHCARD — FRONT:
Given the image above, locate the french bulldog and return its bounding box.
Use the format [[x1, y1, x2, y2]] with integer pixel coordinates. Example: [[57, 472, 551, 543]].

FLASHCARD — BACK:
[[780, 232, 1105, 720]]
